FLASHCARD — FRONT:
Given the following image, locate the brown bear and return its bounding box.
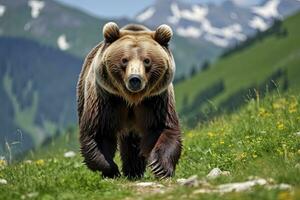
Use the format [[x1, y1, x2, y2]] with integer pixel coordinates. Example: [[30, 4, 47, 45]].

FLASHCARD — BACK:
[[77, 22, 182, 179]]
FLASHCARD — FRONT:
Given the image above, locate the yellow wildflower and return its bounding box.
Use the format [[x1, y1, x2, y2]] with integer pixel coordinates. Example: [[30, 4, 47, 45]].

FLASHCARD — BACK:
[[35, 159, 45, 166], [252, 154, 258, 158], [273, 98, 287, 109], [288, 101, 297, 113], [219, 140, 225, 145], [236, 152, 247, 160], [187, 132, 194, 138], [277, 122, 284, 130], [0, 159, 7, 169], [208, 132, 214, 137], [258, 108, 269, 117]]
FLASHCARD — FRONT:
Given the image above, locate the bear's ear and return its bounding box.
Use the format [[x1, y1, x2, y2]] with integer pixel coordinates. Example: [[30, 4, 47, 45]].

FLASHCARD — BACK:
[[103, 22, 120, 43], [154, 24, 173, 46]]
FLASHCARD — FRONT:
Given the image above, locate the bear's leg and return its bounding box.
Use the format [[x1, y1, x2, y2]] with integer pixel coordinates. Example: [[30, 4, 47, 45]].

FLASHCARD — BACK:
[[120, 132, 146, 179], [80, 134, 120, 178], [145, 128, 182, 179]]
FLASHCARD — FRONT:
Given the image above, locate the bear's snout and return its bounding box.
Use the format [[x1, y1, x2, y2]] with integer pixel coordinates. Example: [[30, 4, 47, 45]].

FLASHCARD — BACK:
[[127, 74, 143, 92]]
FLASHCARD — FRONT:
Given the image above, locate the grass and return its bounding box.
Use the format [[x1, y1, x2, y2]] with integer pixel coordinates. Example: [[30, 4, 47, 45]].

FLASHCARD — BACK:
[[0, 93, 300, 199], [175, 12, 300, 112]]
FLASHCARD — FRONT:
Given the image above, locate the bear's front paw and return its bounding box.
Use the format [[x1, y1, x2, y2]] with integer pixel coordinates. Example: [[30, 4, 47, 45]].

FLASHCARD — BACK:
[[148, 152, 174, 179], [101, 163, 121, 178]]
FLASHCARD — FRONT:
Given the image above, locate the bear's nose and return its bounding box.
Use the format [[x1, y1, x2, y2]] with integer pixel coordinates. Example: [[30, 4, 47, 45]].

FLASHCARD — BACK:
[[128, 75, 142, 92]]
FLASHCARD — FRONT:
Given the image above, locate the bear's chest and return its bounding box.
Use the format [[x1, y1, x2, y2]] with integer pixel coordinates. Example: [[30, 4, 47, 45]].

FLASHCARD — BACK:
[[120, 105, 152, 135]]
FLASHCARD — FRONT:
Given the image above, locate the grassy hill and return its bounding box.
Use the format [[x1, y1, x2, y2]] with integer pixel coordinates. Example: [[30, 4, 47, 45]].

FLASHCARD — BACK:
[[175, 12, 300, 126], [0, 94, 299, 200]]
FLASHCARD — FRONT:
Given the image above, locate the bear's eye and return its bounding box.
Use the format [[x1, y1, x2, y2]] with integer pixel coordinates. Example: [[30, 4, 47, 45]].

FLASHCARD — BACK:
[[121, 58, 128, 66], [121, 58, 128, 65], [143, 58, 151, 67]]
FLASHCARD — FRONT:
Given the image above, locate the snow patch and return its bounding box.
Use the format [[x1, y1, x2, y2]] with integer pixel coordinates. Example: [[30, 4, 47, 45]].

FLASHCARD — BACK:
[[168, 3, 208, 24], [204, 34, 229, 47], [177, 26, 202, 38], [168, 3, 181, 24], [57, 34, 70, 51], [202, 20, 246, 42], [0, 4, 6, 17], [28, 0, 45, 18], [168, 3, 245, 43], [136, 7, 155, 22], [252, 0, 281, 19], [180, 5, 208, 23], [249, 16, 269, 31]]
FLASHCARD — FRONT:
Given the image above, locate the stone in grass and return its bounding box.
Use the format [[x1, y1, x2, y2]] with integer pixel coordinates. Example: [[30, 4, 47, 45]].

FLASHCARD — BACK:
[[177, 175, 199, 187], [136, 182, 164, 188], [21, 192, 39, 199], [64, 151, 76, 158], [0, 179, 7, 184], [206, 168, 230, 180], [294, 131, 300, 136], [177, 175, 211, 188], [193, 178, 292, 194], [295, 163, 300, 169]]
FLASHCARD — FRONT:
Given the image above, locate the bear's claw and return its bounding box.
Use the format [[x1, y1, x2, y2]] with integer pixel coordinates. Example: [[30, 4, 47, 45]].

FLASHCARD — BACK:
[[148, 155, 174, 179]]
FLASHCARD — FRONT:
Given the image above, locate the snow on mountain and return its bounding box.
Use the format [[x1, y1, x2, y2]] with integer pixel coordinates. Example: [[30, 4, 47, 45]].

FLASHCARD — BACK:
[[28, 0, 45, 19], [0, 4, 6, 17], [135, 0, 300, 48], [57, 34, 70, 51], [136, 7, 156, 22], [252, 0, 281, 19], [168, 3, 208, 24], [249, 16, 268, 31], [177, 26, 202, 38]]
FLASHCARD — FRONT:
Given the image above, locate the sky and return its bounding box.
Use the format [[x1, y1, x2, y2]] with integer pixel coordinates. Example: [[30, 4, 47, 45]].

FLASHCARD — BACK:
[[55, 0, 262, 18]]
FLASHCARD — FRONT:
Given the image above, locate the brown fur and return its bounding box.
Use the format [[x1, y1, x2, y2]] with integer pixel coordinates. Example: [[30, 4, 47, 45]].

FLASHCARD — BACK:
[[77, 22, 182, 179]]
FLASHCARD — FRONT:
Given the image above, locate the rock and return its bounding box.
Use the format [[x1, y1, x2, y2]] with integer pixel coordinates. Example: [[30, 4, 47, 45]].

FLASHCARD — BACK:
[[206, 168, 230, 180], [267, 183, 292, 190], [136, 182, 164, 188], [206, 168, 222, 179], [0, 179, 7, 184], [294, 131, 300, 136], [295, 163, 300, 169], [64, 151, 76, 158], [217, 178, 267, 193], [192, 178, 292, 194], [21, 192, 39, 199], [222, 171, 231, 176], [177, 175, 199, 187]]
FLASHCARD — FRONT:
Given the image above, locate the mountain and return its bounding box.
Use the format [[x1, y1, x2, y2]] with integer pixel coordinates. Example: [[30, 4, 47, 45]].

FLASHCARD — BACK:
[[0, 0, 217, 77], [174, 11, 300, 127], [0, 37, 82, 157], [135, 0, 300, 48]]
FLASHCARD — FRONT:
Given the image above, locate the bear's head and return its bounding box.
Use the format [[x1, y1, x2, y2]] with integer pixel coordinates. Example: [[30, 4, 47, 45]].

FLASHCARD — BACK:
[[94, 22, 175, 104]]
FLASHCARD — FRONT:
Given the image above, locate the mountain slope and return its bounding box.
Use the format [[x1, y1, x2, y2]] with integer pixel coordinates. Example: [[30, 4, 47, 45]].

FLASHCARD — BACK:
[[175, 11, 300, 126], [0, 37, 82, 156], [136, 0, 300, 48], [0, 0, 212, 77]]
